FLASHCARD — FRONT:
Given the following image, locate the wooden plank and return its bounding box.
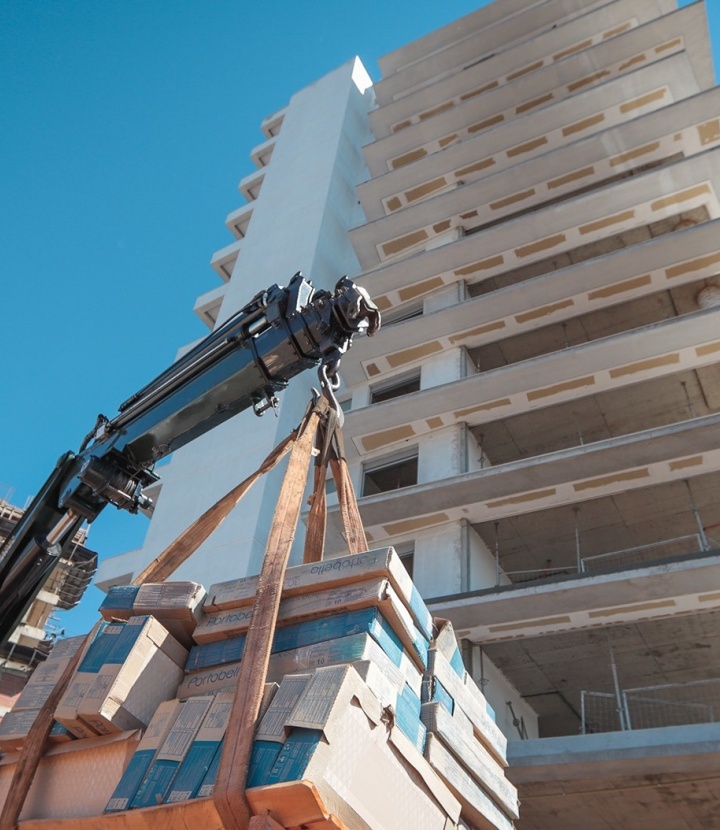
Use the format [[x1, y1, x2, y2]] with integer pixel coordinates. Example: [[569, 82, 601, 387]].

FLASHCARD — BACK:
[[214, 402, 325, 830], [246, 780, 334, 827], [134, 433, 295, 585], [17, 798, 224, 830], [249, 815, 286, 830]]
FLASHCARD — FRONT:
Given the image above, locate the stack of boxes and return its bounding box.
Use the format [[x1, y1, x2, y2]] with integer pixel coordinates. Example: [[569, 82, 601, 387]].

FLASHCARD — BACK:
[[146, 548, 517, 829], [0, 550, 518, 829], [422, 622, 519, 830], [54, 616, 188, 738], [0, 636, 84, 752], [97, 581, 206, 648]]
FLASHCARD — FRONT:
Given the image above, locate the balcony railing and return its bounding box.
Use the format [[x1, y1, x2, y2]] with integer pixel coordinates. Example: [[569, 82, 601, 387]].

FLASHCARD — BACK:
[[496, 533, 716, 587], [580, 534, 710, 572], [581, 678, 720, 734]]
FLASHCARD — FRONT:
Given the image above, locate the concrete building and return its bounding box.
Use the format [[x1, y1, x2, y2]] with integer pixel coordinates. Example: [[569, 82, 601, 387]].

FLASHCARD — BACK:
[[332, 1, 720, 827], [97, 0, 720, 825], [96, 57, 376, 589]]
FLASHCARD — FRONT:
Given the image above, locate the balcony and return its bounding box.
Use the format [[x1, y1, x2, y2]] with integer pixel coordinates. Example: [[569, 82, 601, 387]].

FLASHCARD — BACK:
[[238, 169, 264, 202], [210, 239, 241, 282], [506, 722, 720, 827], [193, 283, 227, 329], [224, 204, 254, 240], [261, 106, 286, 139], [250, 136, 276, 168]]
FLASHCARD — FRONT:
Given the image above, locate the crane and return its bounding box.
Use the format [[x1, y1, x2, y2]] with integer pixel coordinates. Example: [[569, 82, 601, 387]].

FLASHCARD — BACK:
[[0, 273, 379, 648]]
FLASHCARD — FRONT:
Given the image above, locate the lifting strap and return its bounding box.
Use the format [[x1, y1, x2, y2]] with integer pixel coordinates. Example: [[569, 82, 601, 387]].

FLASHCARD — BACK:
[[303, 404, 367, 564], [213, 397, 326, 830], [1, 392, 367, 830]]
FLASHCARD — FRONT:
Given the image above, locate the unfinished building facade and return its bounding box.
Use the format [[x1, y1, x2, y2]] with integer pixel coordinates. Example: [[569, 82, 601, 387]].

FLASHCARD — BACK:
[[331, 1, 720, 826]]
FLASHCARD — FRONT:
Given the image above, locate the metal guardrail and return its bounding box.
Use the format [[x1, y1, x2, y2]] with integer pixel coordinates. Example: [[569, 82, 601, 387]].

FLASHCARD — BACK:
[[582, 678, 720, 733], [581, 691, 623, 734], [499, 566, 574, 585], [580, 534, 709, 572], [497, 534, 716, 586]]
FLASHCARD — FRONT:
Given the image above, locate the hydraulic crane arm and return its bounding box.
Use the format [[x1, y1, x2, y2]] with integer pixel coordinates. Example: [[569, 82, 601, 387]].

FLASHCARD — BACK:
[[0, 273, 379, 648]]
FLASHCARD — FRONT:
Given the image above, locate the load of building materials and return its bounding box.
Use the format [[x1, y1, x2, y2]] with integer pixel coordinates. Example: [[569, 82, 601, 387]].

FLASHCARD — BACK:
[[0, 548, 518, 829], [0, 636, 85, 753], [98, 581, 206, 648]]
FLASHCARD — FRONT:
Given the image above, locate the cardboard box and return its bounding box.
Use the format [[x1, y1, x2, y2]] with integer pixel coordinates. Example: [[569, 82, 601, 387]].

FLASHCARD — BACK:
[[178, 631, 423, 700], [255, 674, 314, 744], [207, 547, 434, 641], [0, 731, 139, 820], [54, 621, 123, 738], [195, 683, 278, 799], [423, 672, 455, 714], [425, 649, 507, 766], [12, 657, 73, 712], [177, 660, 245, 699], [424, 734, 515, 830], [422, 702, 518, 820], [433, 618, 466, 678], [6, 637, 89, 744], [243, 673, 315, 789], [99, 582, 206, 647], [165, 690, 236, 802], [246, 665, 461, 830], [430, 623, 498, 722], [187, 606, 426, 674], [251, 665, 383, 785], [196, 577, 429, 669], [77, 616, 187, 735], [98, 585, 139, 619], [353, 658, 425, 751], [0, 709, 42, 753], [135, 582, 206, 647], [104, 698, 185, 812], [130, 694, 215, 808], [48, 635, 87, 660]]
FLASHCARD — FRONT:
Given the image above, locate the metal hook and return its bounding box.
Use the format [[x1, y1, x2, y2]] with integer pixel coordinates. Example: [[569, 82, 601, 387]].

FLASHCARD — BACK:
[[318, 363, 344, 427]]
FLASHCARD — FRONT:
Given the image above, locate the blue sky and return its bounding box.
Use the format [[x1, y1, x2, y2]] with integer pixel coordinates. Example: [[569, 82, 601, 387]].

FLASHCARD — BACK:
[[1, 1, 718, 637]]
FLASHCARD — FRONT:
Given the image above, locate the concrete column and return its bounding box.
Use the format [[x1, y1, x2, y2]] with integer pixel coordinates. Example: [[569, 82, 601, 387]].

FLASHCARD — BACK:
[[413, 518, 500, 598]]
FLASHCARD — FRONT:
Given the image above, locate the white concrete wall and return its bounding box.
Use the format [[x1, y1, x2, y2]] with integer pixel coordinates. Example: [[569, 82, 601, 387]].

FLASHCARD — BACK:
[[96, 58, 375, 587], [410, 519, 500, 598], [464, 641, 540, 741]]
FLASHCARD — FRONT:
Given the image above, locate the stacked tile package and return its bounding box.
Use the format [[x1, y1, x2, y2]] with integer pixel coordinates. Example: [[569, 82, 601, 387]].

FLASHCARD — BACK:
[[0, 635, 86, 753], [0, 549, 518, 829]]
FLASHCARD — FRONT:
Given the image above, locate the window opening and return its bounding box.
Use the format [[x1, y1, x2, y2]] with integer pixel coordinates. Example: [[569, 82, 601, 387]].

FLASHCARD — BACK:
[[363, 453, 418, 496], [370, 371, 421, 404]]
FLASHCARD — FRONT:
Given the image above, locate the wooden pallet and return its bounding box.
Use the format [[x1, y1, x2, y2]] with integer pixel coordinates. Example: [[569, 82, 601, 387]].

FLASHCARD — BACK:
[[16, 799, 223, 830], [15, 787, 348, 830]]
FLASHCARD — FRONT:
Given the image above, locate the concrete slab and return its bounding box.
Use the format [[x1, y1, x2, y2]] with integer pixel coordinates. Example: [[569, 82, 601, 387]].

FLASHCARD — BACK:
[[346, 219, 720, 385], [323, 413, 720, 551], [427, 551, 720, 642], [508, 722, 720, 781], [347, 307, 720, 458]]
